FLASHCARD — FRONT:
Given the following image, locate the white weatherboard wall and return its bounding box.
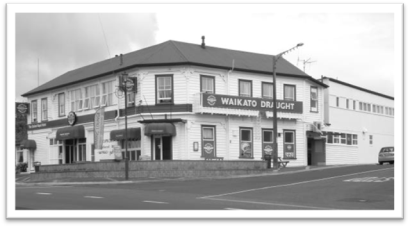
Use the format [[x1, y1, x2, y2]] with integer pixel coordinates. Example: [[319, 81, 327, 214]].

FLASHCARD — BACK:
[[323, 79, 394, 164]]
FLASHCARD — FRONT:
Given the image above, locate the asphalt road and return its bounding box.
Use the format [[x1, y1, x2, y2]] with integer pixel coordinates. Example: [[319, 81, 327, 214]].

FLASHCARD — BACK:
[[16, 164, 394, 210]]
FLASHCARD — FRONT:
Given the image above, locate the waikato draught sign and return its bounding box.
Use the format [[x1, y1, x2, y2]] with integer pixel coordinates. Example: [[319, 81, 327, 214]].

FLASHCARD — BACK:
[[202, 93, 303, 113]]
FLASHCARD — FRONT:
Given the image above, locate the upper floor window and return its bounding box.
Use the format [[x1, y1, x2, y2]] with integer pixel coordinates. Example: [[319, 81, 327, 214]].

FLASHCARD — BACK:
[[41, 98, 48, 121], [201, 75, 215, 94], [156, 75, 173, 104], [84, 85, 100, 109], [239, 80, 252, 97], [336, 97, 339, 107], [70, 89, 83, 111], [310, 87, 318, 112], [31, 100, 38, 122], [262, 82, 273, 99], [58, 93, 65, 117], [353, 100, 356, 110], [284, 84, 296, 101], [102, 81, 115, 106], [346, 99, 349, 109]]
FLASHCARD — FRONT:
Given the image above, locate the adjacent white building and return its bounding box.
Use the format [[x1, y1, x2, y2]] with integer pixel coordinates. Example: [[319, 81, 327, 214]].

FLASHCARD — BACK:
[[320, 77, 394, 165]]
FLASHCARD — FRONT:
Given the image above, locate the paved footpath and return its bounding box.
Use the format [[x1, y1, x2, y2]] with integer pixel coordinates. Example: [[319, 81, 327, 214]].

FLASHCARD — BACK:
[[16, 165, 373, 186]]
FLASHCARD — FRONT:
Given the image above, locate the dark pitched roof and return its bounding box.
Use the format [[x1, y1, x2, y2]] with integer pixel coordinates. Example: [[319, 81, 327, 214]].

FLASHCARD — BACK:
[[22, 40, 327, 97]]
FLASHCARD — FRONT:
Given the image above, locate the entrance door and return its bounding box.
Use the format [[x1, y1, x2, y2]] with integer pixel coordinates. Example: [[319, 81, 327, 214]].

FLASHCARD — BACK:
[[153, 136, 172, 160], [28, 150, 35, 172], [65, 140, 74, 164]]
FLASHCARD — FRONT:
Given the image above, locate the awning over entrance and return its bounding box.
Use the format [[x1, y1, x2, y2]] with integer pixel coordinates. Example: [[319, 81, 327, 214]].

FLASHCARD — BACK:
[[56, 125, 85, 140], [20, 140, 37, 150], [144, 123, 176, 136], [110, 128, 141, 140]]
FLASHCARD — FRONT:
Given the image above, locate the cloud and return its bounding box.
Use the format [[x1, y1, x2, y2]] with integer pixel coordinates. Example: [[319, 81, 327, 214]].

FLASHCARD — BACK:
[[16, 13, 158, 98]]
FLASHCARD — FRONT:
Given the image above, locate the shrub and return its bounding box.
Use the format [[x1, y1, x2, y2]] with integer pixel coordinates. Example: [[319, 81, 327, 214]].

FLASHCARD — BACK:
[[16, 162, 28, 173]]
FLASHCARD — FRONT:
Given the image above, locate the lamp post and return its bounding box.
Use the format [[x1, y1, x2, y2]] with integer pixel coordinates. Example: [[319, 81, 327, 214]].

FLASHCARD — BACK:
[[272, 43, 304, 169], [122, 71, 129, 180]]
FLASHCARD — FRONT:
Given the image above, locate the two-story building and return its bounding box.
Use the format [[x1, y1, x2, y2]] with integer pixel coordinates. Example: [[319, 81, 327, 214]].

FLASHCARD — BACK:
[[21, 39, 328, 172], [320, 77, 394, 165]]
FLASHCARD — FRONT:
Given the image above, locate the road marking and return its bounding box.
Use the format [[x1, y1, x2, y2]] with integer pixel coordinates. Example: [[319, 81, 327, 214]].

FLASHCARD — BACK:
[[36, 192, 51, 195], [225, 208, 245, 210], [143, 200, 168, 204], [344, 177, 394, 182], [199, 167, 394, 199], [16, 186, 73, 189], [206, 197, 334, 210], [84, 196, 104, 199]]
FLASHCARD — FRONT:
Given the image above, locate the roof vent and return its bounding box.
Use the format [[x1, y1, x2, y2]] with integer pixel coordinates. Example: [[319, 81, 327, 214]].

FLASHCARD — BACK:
[[201, 36, 205, 49]]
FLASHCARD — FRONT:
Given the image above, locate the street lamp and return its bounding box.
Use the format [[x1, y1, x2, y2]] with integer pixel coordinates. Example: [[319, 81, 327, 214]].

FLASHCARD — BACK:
[[272, 43, 304, 169]]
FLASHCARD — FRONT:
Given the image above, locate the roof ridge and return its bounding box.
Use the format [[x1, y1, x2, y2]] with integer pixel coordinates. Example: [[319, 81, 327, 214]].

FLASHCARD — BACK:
[[169, 40, 189, 62]]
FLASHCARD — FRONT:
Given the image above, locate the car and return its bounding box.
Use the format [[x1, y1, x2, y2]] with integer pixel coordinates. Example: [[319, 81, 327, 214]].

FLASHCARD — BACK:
[[378, 147, 394, 165]]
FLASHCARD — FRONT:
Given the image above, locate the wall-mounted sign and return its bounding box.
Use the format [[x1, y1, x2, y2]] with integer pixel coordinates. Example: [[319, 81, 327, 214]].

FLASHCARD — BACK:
[[94, 107, 105, 150], [67, 111, 77, 126], [16, 103, 29, 114], [202, 93, 303, 113]]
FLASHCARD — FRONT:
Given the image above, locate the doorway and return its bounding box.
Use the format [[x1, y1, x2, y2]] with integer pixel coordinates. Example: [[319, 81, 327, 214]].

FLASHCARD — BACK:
[[65, 139, 75, 164], [153, 135, 172, 160], [307, 138, 326, 166]]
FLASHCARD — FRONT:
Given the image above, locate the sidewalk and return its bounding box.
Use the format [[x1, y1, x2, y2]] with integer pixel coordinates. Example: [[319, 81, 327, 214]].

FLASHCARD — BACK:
[[15, 165, 350, 186]]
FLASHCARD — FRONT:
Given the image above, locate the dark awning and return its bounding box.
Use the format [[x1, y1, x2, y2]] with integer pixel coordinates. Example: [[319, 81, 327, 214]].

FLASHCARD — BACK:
[[20, 140, 37, 150], [110, 128, 141, 140], [56, 125, 85, 140], [144, 123, 176, 136]]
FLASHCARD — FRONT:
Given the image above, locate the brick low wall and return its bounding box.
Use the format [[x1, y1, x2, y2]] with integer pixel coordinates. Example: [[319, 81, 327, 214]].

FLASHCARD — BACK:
[[30, 160, 268, 180]]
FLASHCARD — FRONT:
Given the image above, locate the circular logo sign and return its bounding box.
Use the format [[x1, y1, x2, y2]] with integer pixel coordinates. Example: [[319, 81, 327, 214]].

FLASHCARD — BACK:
[[241, 142, 251, 154], [263, 145, 273, 155], [287, 145, 292, 150], [204, 143, 214, 154], [17, 103, 28, 114], [125, 78, 134, 91], [67, 111, 77, 126], [207, 95, 216, 106]]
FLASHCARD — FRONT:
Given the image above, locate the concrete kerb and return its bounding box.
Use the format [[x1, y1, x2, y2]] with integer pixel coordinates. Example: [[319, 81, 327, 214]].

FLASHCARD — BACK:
[[15, 164, 359, 186]]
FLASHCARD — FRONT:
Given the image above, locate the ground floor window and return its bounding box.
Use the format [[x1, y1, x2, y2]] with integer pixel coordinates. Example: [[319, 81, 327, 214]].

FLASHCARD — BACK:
[[16, 150, 24, 163], [121, 140, 141, 161], [323, 131, 359, 146], [201, 125, 216, 158], [78, 138, 86, 162], [283, 130, 296, 159], [262, 129, 273, 157], [239, 127, 253, 158], [49, 139, 63, 164]]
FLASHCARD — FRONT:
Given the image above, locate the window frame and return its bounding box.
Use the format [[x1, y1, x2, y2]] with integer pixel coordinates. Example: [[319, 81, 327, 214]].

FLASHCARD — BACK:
[[310, 86, 318, 113], [261, 82, 274, 99], [239, 127, 253, 159], [41, 98, 48, 121], [31, 100, 38, 122], [283, 84, 296, 101], [58, 93, 65, 117], [200, 75, 215, 94], [238, 79, 253, 97], [155, 74, 174, 104]]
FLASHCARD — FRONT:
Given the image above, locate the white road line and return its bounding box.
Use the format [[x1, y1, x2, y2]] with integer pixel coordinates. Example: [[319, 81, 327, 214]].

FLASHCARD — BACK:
[[143, 200, 169, 204], [36, 192, 51, 195], [207, 197, 334, 210], [199, 167, 394, 199], [225, 208, 245, 210], [16, 186, 73, 189], [84, 196, 104, 199]]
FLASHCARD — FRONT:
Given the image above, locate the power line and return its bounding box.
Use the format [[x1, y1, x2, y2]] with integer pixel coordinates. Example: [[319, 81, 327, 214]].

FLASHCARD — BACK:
[[98, 14, 111, 58]]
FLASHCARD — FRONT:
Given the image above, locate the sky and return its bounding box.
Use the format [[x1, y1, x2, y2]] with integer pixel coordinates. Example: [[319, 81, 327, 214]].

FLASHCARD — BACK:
[[14, 5, 397, 101], [6, 4, 404, 218]]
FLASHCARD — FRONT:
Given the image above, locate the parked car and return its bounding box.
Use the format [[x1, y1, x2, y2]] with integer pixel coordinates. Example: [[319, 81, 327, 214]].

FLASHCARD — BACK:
[[378, 147, 394, 165]]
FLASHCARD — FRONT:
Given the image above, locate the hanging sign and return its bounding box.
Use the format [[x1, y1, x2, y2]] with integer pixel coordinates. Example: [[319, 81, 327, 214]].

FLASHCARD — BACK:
[[67, 111, 77, 126], [94, 107, 105, 150], [16, 102, 29, 114]]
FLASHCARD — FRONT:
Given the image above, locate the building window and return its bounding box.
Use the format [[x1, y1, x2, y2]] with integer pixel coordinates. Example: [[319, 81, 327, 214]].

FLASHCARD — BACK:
[[70, 89, 83, 111], [84, 85, 100, 109], [284, 84, 296, 101], [336, 97, 339, 107], [201, 75, 215, 94], [262, 82, 273, 99], [263, 130, 273, 143], [310, 87, 318, 112], [326, 131, 333, 144], [58, 93, 65, 117], [31, 100, 37, 122], [239, 80, 252, 97], [127, 92, 135, 107], [359, 102, 362, 110], [340, 133, 346, 144], [121, 140, 141, 161], [156, 75, 173, 104], [352, 134, 358, 145], [367, 103, 371, 112], [102, 81, 115, 106], [201, 126, 216, 157], [283, 130, 296, 159], [77, 138, 87, 162], [353, 101, 356, 110], [372, 104, 376, 113], [333, 133, 340, 144], [239, 128, 253, 158], [346, 99, 349, 109], [381, 106, 384, 114], [41, 98, 48, 121], [346, 134, 352, 145], [369, 135, 373, 145]]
